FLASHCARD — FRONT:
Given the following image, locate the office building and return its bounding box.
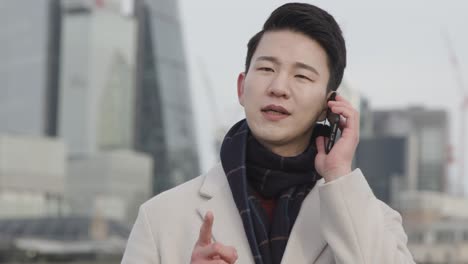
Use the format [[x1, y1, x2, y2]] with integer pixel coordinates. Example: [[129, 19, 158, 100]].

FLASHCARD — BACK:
[[0, 0, 61, 136], [134, 0, 199, 193]]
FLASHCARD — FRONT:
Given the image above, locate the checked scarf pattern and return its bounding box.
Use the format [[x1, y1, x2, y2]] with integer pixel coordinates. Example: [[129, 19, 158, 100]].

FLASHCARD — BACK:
[[220, 119, 328, 264]]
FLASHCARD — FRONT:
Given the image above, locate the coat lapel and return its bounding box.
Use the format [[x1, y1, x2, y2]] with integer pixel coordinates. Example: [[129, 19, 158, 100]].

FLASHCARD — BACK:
[[281, 180, 328, 264], [196, 164, 255, 264], [196, 164, 329, 264]]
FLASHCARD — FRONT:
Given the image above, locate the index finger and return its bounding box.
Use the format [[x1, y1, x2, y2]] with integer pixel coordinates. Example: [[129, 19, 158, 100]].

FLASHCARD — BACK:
[[330, 105, 359, 139], [197, 211, 214, 246]]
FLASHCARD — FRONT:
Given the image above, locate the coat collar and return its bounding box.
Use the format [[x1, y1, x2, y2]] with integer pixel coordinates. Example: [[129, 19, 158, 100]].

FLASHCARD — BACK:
[[196, 163, 255, 263], [196, 163, 328, 264], [280, 180, 329, 263]]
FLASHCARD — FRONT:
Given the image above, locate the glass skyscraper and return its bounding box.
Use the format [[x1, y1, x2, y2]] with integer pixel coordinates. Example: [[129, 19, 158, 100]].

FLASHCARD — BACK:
[[0, 0, 61, 136], [134, 0, 199, 194], [1, 0, 200, 196], [59, 0, 138, 156]]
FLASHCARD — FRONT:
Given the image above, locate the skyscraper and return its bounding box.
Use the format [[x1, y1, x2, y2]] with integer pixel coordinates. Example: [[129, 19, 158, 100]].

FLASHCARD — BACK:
[[0, 0, 61, 136], [1, 0, 200, 198], [134, 0, 199, 194], [59, 0, 138, 156], [59, 0, 153, 224]]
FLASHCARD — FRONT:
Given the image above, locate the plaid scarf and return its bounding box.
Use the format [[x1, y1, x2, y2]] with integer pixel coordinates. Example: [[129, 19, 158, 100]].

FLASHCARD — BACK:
[[220, 119, 327, 264]]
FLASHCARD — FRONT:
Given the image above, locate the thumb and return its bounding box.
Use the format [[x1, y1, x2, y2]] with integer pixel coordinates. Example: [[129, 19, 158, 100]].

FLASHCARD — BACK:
[[197, 211, 214, 246]]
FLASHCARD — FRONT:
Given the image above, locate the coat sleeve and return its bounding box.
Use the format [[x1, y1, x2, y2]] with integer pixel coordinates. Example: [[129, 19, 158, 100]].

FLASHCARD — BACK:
[[121, 205, 160, 264], [318, 169, 416, 264]]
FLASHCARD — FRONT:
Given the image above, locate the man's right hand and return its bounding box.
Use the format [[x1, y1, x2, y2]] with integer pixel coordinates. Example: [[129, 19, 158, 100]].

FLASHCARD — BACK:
[[191, 211, 238, 264]]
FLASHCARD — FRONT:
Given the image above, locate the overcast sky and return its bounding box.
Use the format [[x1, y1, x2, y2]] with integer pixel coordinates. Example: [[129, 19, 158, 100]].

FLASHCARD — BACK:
[[178, 0, 468, 191]]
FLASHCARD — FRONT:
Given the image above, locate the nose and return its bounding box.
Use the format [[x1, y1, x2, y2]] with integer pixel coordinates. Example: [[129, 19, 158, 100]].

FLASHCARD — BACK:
[[267, 72, 290, 99]]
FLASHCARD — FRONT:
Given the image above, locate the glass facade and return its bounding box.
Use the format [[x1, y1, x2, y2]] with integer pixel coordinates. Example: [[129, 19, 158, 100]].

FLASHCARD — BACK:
[[356, 137, 407, 204], [0, 0, 60, 136], [58, 6, 93, 155], [59, 2, 138, 156], [372, 109, 448, 193], [418, 126, 445, 191], [98, 52, 135, 150], [134, 0, 199, 194]]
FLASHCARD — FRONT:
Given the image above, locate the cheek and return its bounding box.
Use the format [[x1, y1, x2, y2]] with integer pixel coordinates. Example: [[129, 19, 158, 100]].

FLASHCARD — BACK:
[[242, 85, 259, 116], [294, 92, 326, 117], [243, 78, 267, 102]]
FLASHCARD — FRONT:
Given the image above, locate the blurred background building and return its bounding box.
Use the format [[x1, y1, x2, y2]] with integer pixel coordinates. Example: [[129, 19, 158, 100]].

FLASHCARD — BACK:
[[0, 0, 200, 262], [0, 216, 129, 263], [373, 108, 449, 192], [133, 0, 199, 194], [59, 0, 139, 156], [0, 0, 61, 136], [355, 107, 449, 204], [0, 135, 66, 219], [67, 150, 152, 225], [353, 104, 468, 264], [60, 0, 199, 194]]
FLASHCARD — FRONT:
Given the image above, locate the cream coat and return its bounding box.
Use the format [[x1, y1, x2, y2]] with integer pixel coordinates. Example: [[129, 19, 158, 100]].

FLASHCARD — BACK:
[[121, 163, 415, 263]]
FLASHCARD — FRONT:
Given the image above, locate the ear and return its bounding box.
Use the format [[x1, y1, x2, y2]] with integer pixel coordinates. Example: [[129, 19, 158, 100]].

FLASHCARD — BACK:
[[237, 72, 246, 107], [317, 90, 335, 122]]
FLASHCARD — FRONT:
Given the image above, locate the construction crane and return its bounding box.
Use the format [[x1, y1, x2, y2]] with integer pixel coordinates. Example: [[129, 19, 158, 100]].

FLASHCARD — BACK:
[[443, 29, 467, 197]]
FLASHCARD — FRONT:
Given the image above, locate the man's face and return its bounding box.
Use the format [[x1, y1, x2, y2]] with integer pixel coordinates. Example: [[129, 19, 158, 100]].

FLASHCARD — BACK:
[[237, 30, 331, 156]]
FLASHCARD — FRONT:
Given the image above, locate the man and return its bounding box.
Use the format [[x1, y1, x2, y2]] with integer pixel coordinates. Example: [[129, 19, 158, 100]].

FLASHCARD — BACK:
[[122, 3, 415, 264]]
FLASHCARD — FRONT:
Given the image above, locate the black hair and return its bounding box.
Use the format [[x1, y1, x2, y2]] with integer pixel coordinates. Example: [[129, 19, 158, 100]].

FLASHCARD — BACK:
[[245, 3, 346, 91]]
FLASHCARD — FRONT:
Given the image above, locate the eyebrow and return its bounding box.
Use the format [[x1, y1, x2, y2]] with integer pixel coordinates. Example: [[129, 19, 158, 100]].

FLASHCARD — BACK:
[[256, 56, 320, 76]]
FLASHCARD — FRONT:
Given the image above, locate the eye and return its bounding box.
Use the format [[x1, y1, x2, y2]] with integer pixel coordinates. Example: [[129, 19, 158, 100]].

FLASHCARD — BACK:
[[258, 67, 274, 72], [295, 74, 312, 81]]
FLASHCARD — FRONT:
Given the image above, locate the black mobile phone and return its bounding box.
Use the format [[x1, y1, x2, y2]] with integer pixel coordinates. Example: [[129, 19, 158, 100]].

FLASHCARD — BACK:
[[325, 92, 340, 154]]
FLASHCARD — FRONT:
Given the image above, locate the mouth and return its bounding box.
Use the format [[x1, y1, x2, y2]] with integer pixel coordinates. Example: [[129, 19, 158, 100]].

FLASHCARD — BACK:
[[261, 104, 291, 115], [261, 104, 291, 121]]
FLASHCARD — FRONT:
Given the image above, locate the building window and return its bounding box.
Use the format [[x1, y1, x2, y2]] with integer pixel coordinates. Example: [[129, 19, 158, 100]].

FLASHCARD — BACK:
[[409, 232, 424, 243], [463, 230, 468, 241], [435, 230, 455, 243]]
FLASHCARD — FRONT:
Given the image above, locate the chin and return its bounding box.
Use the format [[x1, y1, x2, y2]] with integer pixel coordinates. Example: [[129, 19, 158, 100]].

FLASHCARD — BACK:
[[251, 124, 294, 145]]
